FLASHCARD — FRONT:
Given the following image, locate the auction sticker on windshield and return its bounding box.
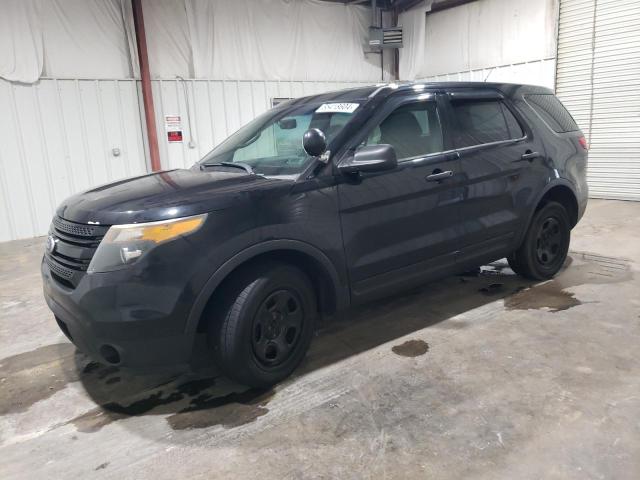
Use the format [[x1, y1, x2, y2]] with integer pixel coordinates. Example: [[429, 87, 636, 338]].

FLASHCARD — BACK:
[[315, 103, 359, 114]]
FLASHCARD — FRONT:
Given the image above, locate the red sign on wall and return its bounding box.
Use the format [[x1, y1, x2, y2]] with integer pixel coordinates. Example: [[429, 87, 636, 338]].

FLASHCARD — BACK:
[[165, 115, 183, 143], [167, 131, 183, 142]]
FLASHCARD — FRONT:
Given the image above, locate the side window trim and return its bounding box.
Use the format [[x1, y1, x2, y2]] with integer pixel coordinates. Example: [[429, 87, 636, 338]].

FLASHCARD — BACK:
[[455, 136, 526, 155]]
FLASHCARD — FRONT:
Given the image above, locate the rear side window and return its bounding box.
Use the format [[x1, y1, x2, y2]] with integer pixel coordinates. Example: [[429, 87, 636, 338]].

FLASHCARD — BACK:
[[525, 94, 579, 133], [451, 99, 524, 148]]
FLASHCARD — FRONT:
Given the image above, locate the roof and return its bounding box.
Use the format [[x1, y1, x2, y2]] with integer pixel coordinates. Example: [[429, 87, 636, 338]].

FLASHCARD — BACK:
[[292, 81, 554, 106]]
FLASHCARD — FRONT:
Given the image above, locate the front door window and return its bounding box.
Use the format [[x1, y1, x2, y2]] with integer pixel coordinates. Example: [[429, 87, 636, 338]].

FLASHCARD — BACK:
[[364, 100, 444, 160]]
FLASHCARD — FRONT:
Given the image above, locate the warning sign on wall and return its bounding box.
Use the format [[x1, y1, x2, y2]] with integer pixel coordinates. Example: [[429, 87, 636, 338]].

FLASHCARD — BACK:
[[165, 115, 183, 143]]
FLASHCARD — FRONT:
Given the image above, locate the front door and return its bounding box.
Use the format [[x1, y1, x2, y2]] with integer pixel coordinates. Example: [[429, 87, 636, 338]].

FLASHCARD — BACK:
[[336, 93, 464, 303]]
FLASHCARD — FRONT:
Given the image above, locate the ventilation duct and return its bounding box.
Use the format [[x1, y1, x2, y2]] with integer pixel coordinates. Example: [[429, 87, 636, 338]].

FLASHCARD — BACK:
[[369, 26, 403, 49]]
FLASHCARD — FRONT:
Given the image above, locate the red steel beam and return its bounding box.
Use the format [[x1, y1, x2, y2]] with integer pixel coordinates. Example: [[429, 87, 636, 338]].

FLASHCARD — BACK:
[[132, 0, 162, 172]]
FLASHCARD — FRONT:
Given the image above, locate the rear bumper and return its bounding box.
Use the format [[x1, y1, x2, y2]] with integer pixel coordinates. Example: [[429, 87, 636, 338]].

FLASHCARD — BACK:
[[42, 258, 195, 372]]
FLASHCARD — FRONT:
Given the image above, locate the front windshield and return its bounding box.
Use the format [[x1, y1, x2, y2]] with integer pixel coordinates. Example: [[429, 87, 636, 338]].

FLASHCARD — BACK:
[[199, 102, 359, 178]]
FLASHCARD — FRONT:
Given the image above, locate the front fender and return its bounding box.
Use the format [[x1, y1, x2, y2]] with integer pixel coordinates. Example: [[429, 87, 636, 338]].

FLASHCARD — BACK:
[[184, 239, 349, 335]]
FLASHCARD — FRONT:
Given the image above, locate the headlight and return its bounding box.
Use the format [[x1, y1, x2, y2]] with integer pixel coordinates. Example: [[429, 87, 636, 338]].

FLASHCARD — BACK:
[[88, 214, 207, 273]]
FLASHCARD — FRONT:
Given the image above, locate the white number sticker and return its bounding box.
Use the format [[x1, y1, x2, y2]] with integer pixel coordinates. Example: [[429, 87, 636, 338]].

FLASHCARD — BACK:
[[315, 103, 359, 114]]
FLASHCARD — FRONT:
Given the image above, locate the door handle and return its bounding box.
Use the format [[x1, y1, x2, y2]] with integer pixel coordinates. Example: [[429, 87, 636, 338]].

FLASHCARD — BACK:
[[518, 151, 542, 162], [426, 170, 454, 182]]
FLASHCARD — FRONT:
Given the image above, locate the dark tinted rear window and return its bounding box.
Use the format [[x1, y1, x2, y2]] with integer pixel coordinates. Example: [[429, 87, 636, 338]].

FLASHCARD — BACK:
[[451, 99, 524, 147], [525, 94, 579, 133]]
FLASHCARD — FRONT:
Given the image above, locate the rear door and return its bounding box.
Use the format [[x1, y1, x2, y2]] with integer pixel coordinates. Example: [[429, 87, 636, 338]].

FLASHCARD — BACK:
[[445, 90, 547, 267], [336, 92, 463, 302]]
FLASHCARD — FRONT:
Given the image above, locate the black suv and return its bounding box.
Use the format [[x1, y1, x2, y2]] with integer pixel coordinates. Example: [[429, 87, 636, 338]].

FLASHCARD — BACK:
[[42, 82, 588, 386]]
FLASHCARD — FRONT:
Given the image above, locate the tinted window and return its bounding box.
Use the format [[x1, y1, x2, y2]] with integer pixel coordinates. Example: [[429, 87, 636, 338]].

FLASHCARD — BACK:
[[451, 99, 523, 147], [504, 106, 524, 139], [364, 101, 443, 160], [525, 94, 579, 133]]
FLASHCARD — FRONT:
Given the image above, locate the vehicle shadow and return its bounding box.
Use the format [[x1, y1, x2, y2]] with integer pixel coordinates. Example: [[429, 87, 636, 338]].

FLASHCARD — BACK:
[[69, 257, 540, 434]]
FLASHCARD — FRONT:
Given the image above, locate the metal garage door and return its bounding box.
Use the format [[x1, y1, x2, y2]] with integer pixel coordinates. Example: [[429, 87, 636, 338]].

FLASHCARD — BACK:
[[556, 0, 640, 201]]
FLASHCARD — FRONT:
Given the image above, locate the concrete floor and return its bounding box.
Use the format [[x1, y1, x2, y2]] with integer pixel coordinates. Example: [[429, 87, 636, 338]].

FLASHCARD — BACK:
[[1, 199, 639, 479]]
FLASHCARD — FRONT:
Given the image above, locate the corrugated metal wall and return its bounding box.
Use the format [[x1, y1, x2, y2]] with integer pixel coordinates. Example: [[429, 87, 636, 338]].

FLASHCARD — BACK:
[[0, 78, 148, 242], [556, 0, 640, 201], [0, 78, 372, 241], [418, 58, 556, 89], [151, 79, 372, 170]]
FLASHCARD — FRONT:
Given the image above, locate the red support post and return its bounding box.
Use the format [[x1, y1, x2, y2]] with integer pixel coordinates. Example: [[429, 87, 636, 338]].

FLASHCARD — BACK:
[[132, 0, 162, 172]]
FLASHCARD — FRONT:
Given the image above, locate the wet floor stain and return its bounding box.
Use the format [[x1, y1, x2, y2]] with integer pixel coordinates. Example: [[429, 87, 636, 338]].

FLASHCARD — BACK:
[[66, 376, 275, 433], [68, 377, 216, 433], [504, 252, 632, 313], [166, 388, 275, 430], [0, 343, 77, 415], [0, 344, 124, 416], [70, 407, 124, 434], [392, 339, 430, 357], [1, 341, 275, 434], [505, 285, 582, 312]]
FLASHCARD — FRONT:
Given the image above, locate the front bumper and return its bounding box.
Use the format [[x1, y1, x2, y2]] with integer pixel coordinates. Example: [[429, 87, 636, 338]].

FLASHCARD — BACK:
[[42, 258, 196, 372]]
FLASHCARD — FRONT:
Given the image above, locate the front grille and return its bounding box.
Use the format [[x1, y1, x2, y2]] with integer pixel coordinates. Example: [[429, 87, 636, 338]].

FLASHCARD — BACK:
[[52, 216, 100, 237], [45, 254, 74, 279], [46, 216, 110, 288]]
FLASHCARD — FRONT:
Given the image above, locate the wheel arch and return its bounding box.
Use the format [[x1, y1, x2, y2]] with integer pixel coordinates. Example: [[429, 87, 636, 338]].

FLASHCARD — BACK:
[[515, 180, 580, 248], [535, 182, 579, 227], [185, 240, 349, 335]]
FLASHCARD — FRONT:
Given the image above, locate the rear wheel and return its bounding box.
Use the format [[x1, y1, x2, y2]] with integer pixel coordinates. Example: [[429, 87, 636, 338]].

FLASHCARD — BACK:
[[508, 201, 571, 280], [209, 262, 317, 387]]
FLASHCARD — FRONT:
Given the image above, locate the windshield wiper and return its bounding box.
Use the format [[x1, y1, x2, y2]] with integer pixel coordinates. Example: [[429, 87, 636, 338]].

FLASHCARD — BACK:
[[200, 162, 254, 174]]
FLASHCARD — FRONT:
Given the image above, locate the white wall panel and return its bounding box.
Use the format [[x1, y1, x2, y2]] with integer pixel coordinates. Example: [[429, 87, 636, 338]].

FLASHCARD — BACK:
[[418, 58, 557, 90], [151, 79, 372, 170], [556, 0, 640, 201], [0, 78, 147, 241], [424, 0, 558, 77], [400, 0, 558, 80]]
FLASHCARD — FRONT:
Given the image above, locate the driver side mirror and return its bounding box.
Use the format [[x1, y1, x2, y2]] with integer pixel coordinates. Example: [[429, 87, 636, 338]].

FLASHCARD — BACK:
[[338, 144, 398, 174], [302, 128, 327, 158]]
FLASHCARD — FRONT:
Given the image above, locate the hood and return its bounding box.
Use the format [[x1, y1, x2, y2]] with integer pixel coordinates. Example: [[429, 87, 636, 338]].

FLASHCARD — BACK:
[[57, 168, 294, 225]]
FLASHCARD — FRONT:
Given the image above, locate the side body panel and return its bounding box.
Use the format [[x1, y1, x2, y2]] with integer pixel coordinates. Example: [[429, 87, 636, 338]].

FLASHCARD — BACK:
[[518, 94, 589, 223]]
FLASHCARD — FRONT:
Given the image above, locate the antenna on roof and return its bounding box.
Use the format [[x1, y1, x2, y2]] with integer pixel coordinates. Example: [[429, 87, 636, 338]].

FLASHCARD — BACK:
[[484, 67, 496, 82]]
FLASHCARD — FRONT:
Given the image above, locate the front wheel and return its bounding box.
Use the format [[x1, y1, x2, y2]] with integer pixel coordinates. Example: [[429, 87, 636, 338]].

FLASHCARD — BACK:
[[508, 201, 571, 280], [209, 262, 317, 387]]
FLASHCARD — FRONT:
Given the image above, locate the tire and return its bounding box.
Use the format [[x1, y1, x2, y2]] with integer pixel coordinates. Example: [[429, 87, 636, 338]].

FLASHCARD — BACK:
[[508, 201, 571, 280], [208, 262, 317, 387]]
